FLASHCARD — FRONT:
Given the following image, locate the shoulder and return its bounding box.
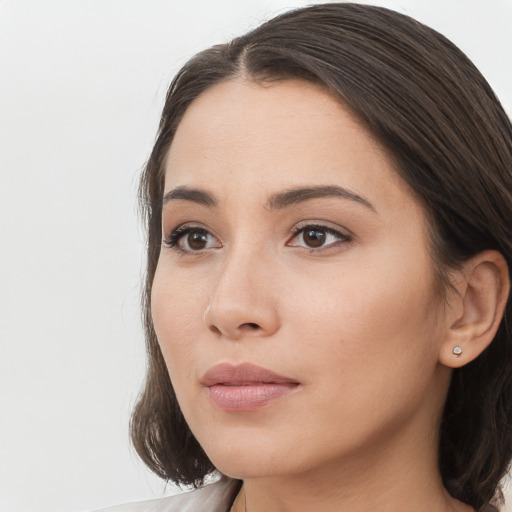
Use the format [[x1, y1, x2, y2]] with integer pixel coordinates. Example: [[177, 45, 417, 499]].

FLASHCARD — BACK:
[[94, 477, 240, 512]]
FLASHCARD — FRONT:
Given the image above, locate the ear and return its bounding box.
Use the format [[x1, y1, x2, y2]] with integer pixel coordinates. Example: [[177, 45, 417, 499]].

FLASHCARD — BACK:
[[439, 250, 510, 368]]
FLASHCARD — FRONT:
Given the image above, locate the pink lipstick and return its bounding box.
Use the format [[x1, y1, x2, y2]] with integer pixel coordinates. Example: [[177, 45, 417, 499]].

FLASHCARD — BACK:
[[201, 363, 299, 412]]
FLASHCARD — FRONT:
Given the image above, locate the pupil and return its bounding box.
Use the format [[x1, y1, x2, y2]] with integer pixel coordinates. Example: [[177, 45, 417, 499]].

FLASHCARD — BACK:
[[304, 229, 326, 248], [188, 231, 208, 250]]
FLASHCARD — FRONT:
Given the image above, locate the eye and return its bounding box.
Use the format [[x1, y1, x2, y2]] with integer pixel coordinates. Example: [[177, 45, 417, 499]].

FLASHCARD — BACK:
[[287, 224, 351, 250], [163, 225, 221, 253]]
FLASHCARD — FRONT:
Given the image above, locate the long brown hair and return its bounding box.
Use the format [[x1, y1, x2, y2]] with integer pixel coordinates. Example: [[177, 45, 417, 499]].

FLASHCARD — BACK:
[[130, 4, 512, 509]]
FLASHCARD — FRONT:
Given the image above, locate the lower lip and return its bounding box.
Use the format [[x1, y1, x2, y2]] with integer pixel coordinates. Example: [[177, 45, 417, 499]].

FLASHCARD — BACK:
[[207, 383, 298, 411]]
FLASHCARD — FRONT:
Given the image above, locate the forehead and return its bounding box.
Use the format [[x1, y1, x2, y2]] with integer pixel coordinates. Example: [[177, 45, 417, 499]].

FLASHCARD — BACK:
[[164, 78, 416, 215]]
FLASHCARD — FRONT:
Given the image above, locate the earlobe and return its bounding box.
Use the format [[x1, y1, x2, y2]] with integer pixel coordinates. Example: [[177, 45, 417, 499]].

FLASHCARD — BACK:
[[439, 250, 510, 369]]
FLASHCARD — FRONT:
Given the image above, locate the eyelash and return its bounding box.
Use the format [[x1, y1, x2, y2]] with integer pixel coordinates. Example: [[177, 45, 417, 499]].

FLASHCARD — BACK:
[[288, 223, 352, 252], [162, 224, 213, 253], [162, 223, 352, 254]]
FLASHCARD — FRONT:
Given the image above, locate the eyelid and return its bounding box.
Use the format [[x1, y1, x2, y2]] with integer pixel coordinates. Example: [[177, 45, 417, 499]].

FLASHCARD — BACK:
[[289, 220, 352, 239], [290, 219, 351, 234], [162, 223, 222, 253], [161, 220, 353, 254], [286, 221, 353, 250]]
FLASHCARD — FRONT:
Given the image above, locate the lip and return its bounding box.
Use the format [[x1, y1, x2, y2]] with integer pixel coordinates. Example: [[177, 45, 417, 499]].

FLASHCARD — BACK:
[[201, 363, 300, 412]]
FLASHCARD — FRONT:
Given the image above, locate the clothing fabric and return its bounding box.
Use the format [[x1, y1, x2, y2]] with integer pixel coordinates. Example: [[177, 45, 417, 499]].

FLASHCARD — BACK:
[[94, 478, 239, 512]]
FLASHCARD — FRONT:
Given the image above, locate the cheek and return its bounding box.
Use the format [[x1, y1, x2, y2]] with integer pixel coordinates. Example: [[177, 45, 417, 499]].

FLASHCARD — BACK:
[[284, 252, 441, 380], [277, 263, 443, 450], [150, 263, 205, 383]]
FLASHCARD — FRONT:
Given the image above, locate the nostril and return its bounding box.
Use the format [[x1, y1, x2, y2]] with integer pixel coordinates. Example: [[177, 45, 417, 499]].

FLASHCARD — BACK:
[[242, 322, 260, 330], [209, 325, 222, 335]]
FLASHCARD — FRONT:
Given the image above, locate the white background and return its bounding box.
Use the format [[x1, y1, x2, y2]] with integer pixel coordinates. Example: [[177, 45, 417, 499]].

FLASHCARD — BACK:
[[0, 1, 511, 511]]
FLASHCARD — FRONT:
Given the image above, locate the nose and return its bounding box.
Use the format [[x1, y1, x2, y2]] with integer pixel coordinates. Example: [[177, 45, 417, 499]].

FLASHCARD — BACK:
[[204, 246, 280, 340]]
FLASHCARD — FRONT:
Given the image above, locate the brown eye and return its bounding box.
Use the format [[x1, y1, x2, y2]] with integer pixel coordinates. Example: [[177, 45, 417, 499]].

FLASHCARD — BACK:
[[186, 231, 210, 251], [164, 226, 221, 253], [303, 229, 326, 248], [287, 224, 352, 251]]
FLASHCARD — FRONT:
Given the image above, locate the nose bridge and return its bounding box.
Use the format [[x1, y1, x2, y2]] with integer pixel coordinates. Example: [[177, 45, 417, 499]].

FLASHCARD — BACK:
[[205, 237, 279, 338]]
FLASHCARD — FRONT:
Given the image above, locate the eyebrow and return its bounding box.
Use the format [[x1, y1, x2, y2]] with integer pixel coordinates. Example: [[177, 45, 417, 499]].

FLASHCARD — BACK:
[[266, 185, 375, 212], [162, 186, 217, 207], [162, 184, 375, 212]]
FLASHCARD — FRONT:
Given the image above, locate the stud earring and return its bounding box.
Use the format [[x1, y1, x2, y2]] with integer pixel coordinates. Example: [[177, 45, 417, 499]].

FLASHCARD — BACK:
[[452, 346, 462, 357]]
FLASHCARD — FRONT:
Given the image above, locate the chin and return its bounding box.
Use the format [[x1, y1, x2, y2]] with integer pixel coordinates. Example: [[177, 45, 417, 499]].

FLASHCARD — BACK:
[[194, 424, 344, 482]]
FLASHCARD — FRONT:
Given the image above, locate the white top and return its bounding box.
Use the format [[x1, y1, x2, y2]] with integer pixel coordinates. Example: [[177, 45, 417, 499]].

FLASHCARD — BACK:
[[95, 478, 239, 512]]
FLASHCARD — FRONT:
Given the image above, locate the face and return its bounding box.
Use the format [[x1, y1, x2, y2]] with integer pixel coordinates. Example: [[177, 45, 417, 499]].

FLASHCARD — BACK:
[[151, 79, 450, 480]]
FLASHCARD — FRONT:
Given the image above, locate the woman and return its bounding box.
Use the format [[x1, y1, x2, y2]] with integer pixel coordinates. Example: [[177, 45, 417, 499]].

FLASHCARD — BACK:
[[103, 3, 512, 511]]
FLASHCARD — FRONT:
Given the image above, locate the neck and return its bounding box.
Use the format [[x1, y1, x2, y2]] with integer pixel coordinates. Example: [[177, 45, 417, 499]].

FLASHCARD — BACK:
[[231, 412, 474, 512]]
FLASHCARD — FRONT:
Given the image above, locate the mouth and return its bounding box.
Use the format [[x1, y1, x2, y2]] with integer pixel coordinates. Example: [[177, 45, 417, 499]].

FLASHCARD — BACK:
[[201, 362, 300, 412]]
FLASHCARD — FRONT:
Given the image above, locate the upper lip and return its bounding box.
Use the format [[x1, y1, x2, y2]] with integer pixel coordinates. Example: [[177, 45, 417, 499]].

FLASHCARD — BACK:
[[201, 362, 298, 387]]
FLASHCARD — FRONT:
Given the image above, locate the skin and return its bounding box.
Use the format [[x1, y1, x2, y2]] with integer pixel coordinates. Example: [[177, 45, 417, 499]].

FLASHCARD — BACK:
[[151, 79, 481, 512]]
